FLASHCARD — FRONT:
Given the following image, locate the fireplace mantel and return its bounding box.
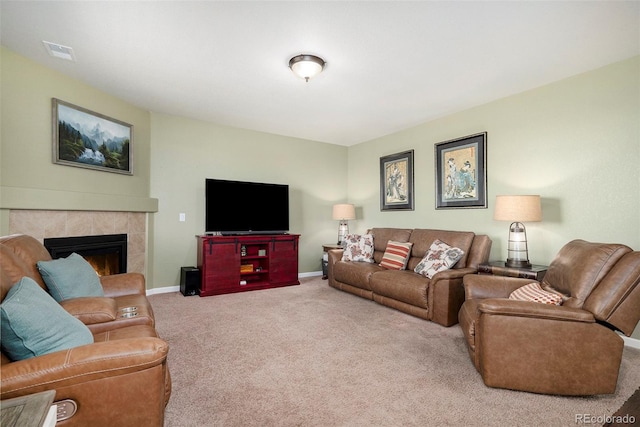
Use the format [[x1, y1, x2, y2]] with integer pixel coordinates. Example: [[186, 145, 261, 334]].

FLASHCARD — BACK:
[[0, 186, 158, 213]]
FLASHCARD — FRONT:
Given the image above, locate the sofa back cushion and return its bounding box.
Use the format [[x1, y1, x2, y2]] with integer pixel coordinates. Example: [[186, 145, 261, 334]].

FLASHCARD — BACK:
[[370, 228, 412, 264], [582, 251, 640, 336], [408, 229, 475, 270], [0, 234, 52, 293], [543, 239, 632, 309]]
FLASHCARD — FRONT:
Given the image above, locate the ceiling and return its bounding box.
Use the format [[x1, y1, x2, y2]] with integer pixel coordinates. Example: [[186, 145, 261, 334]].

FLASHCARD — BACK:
[[1, 1, 638, 146]]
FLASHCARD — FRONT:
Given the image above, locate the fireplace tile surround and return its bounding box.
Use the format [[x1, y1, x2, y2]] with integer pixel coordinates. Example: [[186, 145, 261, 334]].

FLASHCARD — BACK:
[[8, 210, 146, 274]]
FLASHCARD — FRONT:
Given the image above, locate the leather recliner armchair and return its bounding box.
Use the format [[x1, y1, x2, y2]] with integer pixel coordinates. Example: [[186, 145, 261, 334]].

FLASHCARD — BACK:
[[1, 234, 171, 426], [459, 239, 640, 395]]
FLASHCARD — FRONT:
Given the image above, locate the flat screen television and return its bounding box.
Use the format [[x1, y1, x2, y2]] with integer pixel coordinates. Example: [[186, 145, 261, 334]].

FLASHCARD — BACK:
[[205, 178, 289, 235]]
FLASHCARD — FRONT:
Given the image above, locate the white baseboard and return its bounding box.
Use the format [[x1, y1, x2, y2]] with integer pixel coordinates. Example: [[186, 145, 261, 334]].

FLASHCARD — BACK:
[[622, 335, 640, 349], [146, 285, 179, 295], [146, 272, 324, 296], [299, 270, 323, 278]]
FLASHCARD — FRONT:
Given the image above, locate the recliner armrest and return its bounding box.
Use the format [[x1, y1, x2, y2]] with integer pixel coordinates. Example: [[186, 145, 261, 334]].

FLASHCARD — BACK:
[[327, 249, 343, 265], [0, 337, 168, 399], [478, 298, 595, 323], [463, 274, 534, 300], [60, 297, 117, 325], [100, 272, 146, 297]]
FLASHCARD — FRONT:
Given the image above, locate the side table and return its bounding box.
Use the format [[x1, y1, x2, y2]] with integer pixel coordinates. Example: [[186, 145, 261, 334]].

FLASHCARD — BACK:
[[478, 261, 548, 281], [1, 390, 57, 427], [322, 244, 342, 280]]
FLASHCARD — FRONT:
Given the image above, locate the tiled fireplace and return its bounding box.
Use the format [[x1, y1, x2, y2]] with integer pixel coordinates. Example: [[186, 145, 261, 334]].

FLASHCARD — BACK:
[[8, 210, 146, 275], [44, 234, 128, 276]]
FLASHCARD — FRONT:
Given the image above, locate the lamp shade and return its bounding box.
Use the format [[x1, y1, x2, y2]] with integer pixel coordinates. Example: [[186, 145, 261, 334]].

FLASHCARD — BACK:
[[289, 54, 325, 82], [494, 195, 542, 222], [332, 204, 356, 221]]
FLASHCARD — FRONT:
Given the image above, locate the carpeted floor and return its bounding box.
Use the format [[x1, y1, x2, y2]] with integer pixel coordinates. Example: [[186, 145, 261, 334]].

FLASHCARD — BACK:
[[149, 276, 640, 426]]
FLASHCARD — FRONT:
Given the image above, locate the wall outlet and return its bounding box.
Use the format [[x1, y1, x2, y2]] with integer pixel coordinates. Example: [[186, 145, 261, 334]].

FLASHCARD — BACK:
[[179, 213, 186, 222]]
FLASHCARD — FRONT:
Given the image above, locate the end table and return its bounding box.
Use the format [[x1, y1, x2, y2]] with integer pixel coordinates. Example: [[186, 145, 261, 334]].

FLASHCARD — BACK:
[[478, 261, 548, 281], [322, 244, 342, 279]]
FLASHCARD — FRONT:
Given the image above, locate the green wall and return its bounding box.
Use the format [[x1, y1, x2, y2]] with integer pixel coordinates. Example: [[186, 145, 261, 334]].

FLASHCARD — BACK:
[[2, 47, 638, 338], [149, 113, 348, 287], [0, 47, 154, 210], [347, 56, 640, 265]]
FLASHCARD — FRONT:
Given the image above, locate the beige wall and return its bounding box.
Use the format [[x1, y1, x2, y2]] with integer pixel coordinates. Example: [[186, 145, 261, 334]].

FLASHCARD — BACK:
[[149, 113, 348, 287], [346, 55, 640, 339]]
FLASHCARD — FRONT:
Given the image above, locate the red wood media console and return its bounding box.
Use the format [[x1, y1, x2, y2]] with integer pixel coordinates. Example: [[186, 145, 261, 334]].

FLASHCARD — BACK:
[[196, 234, 300, 296]]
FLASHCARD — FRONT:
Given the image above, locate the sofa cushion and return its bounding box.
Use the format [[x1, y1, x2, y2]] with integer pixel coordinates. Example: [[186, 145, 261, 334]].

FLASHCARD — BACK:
[[370, 228, 413, 264], [333, 261, 383, 291], [379, 241, 413, 270], [37, 252, 104, 302], [408, 229, 474, 270], [509, 282, 564, 305], [370, 270, 430, 309], [341, 234, 375, 263], [414, 239, 465, 279], [0, 277, 93, 361], [541, 240, 631, 309]]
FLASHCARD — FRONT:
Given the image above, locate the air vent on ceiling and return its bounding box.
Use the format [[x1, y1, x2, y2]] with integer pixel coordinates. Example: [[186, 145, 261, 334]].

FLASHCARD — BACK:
[[43, 41, 76, 61]]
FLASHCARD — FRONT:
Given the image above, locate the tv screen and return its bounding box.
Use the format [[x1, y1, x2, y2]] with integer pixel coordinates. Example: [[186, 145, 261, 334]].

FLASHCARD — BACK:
[[205, 178, 289, 235]]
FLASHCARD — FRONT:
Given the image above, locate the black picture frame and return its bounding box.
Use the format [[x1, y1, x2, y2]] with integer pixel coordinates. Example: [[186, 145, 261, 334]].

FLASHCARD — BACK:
[[52, 98, 133, 175], [434, 132, 487, 209], [380, 150, 414, 211]]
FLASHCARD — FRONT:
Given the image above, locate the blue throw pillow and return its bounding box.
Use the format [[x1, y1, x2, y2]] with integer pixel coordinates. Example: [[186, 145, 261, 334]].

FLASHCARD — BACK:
[[37, 253, 104, 302], [0, 277, 94, 361]]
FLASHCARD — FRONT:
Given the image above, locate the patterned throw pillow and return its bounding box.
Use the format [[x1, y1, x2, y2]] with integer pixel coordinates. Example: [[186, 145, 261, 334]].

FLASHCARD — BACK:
[[509, 282, 564, 305], [380, 241, 413, 270], [341, 234, 375, 263], [414, 239, 465, 279]]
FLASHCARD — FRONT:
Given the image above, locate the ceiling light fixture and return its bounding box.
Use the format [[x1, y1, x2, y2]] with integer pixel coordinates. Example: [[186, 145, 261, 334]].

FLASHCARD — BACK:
[[289, 54, 325, 82]]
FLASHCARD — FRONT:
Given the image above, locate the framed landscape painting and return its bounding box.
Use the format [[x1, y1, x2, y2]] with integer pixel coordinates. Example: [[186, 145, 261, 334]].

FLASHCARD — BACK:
[[52, 98, 133, 175], [380, 150, 414, 211], [434, 132, 487, 209]]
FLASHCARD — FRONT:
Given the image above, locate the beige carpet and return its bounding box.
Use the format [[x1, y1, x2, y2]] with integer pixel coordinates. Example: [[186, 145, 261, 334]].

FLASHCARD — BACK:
[[149, 276, 640, 426]]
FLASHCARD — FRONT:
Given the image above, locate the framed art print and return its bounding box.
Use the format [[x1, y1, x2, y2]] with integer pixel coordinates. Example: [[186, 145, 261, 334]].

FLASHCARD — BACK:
[[434, 132, 487, 209], [380, 149, 414, 211], [52, 98, 133, 175]]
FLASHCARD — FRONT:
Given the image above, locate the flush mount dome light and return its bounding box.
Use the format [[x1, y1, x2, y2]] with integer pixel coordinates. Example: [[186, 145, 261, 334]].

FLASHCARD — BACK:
[[289, 54, 325, 82]]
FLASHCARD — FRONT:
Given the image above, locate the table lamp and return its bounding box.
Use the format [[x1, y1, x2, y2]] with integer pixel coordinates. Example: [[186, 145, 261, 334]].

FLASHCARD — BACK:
[[494, 195, 542, 268], [332, 204, 356, 245]]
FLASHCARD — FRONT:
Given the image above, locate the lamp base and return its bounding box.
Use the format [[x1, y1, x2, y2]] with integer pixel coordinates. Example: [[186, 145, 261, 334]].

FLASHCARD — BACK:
[[505, 258, 532, 269]]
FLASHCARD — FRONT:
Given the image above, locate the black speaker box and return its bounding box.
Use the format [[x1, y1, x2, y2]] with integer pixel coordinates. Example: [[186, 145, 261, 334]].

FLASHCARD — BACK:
[[180, 266, 200, 296]]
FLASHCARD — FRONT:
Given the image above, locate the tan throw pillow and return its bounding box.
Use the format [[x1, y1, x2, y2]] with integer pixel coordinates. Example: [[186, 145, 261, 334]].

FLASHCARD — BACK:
[[341, 234, 375, 263], [509, 283, 564, 305], [414, 239, 465, 279], [379, 241, 413, 270]]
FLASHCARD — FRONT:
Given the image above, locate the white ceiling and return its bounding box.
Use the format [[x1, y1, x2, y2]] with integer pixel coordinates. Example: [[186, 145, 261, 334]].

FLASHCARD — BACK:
[[1, 1, 638, 146]]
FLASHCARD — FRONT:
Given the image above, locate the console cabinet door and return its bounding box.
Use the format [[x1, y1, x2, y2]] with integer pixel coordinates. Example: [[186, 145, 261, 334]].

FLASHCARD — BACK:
[[269, 237, 299, 285], [199, 239, 240, 295]]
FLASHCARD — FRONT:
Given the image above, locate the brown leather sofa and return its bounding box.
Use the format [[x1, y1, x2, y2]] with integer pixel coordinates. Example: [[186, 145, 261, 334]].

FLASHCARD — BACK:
[[328, 228, 492, 326], [459, 239, 640, 395], [0, 234, 171, 426]]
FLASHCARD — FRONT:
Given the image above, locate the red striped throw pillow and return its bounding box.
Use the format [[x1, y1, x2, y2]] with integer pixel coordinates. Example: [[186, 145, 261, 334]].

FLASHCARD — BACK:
[[509, 282, 564, 305], [379, 241, 413, 270]]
